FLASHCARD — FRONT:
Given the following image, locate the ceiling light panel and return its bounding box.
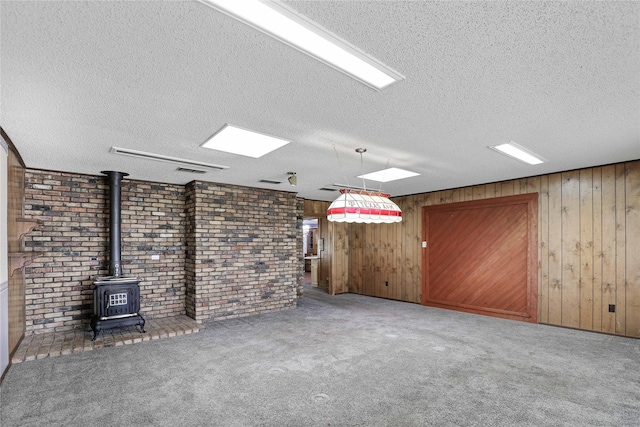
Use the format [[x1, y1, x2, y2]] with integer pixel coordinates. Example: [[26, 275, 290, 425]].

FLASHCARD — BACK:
[[201, 124, 290, 158], [489, 142, 546, 165], [358, 167, 420, 183], [198, 0, 404, 90]]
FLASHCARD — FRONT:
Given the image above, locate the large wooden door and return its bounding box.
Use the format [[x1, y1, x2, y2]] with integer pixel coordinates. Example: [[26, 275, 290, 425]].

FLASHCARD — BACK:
[[422, 194, 537, 322]]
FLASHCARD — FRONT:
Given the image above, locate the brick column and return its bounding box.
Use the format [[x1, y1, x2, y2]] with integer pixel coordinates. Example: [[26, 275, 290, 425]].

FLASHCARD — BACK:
[[184, 181, 301, 322]]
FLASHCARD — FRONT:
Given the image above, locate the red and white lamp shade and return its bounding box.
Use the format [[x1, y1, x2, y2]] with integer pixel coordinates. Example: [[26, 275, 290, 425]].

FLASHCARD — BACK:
[[327, 189, 402, 224]]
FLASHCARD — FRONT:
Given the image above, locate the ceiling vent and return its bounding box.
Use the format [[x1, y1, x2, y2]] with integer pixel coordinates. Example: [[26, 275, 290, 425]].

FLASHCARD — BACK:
[[110, 147, 229, 170], [259, 179, 282, 185], [176, 167, 207, 174]]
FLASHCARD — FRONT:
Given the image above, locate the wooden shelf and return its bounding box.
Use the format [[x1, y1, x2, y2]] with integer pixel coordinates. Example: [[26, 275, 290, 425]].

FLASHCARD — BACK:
[[14, 218, 42, 241], [8, 218, 43, 276], [8, 252, 40, 277]]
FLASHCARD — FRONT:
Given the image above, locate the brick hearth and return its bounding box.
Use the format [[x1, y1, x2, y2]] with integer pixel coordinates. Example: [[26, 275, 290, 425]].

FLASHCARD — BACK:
[[11, 315, 200, 364]]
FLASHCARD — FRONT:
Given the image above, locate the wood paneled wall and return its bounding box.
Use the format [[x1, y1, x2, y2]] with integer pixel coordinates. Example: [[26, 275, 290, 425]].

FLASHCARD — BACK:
[[7, 148, 26, 353], [346, 160, 640, 337], [303, 199, 349, 295]]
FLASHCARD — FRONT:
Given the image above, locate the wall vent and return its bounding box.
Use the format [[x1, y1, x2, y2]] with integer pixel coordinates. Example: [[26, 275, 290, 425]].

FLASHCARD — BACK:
[[259, 179, 282, 184], [110, 147, 229, 170], [176, 167, 207, 174], [319, 187, 338, 191]]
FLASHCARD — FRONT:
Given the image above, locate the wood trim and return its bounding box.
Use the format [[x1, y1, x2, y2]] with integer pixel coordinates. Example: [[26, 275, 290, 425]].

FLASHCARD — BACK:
[[0, 127, 26, 168]]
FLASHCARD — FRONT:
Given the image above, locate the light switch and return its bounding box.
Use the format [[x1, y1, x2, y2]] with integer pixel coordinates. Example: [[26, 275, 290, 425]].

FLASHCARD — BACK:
[[422, 241, 427, 248]]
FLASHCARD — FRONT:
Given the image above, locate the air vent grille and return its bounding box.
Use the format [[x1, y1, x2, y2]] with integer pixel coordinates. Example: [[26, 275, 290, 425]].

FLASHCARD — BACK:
[[259, 179, 282, 184], [177, 167, 207, 174], [110, 147, 229, 170], [319, 187, 337, 192]]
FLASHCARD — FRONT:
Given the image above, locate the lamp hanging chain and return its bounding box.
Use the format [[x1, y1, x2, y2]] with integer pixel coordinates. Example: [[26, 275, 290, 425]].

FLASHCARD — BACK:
[[333, 144, 351, 189], [377, 158, 391, 192], [360, 150, 367, 191]]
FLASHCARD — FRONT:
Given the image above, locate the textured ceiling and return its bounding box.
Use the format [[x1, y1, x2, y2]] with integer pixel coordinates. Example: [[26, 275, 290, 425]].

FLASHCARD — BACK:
[[1, 1, 638, 202]]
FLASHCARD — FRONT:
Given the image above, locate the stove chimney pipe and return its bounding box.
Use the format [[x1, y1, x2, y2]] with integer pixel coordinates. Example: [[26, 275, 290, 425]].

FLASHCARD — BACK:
[[101, 171, 128, 277]]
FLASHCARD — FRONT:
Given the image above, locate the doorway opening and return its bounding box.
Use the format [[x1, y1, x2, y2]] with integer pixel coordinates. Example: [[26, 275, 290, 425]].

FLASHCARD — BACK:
[[303, 217, 325, 292]]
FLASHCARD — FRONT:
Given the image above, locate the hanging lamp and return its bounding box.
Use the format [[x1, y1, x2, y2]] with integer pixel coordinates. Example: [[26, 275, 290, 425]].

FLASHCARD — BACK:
[[327, 148, 402, 224]]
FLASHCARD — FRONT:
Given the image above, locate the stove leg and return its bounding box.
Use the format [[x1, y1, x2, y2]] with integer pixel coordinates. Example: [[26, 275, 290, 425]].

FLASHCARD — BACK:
[[138, 314, 146, 333], [90, 316, 100, 341]]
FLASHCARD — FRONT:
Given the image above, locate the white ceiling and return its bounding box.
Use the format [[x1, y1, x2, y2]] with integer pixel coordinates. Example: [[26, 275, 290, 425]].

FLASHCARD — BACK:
[[1, 1, 638, 202]]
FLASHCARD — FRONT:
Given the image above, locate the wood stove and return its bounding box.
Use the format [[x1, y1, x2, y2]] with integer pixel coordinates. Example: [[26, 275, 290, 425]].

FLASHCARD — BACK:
[[90, 171, 145, 340]]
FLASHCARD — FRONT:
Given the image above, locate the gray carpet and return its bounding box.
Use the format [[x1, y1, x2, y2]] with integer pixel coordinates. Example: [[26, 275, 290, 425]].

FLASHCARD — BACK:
[[1, 287, 639, 426]]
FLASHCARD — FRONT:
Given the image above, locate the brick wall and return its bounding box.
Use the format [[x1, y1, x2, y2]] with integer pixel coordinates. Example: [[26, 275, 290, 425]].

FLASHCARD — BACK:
[[120, 181, 186, 318], [185, 181, 300, 322], [185, 183, 197, 320], [22, 170, 302, 333], [23, 171, 186, 333]]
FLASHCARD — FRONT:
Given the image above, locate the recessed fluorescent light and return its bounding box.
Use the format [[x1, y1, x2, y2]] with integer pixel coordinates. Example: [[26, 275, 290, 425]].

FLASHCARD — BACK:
[[198, 0, 404, 90], [201, 124, 290, 158], [358, 167, 420, 183], [489, 142, 546, 165]]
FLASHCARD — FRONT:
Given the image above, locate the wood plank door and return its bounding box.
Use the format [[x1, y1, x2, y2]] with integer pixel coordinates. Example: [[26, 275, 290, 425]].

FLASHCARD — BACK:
[[422, 194, 538, 322]]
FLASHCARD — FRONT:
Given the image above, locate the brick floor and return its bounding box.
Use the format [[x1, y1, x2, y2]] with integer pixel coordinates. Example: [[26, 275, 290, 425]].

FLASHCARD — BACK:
[[11, 315, 202, 364]]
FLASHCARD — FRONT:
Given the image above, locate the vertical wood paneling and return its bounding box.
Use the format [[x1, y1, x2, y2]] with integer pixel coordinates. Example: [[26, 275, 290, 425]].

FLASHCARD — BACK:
[[464, 187, 473, 201], [349, 224, 363, 294], [409, 196, 417, 302], [501, 181, 514, 196], [601, 165, 617, 333], [561, 171, 581, 328], [539, 175, 550, 323], [376, 224, 387, 299], [342, 160, 639, 337], [319, 217, 331, 289], [443, 190, 454, 203], [615, 164, 626, 335], [364, 222, 374, 295], [391, 222, 401, 300], [473, 185, 485, 200], [579, 169, 594, 330], [389, 222, 397, 299], [410, 194, 425, 303], [383, 223, 391, 299], [329, 221, 349, 295], [547, 173, 563, 325], [485, 183, 498, 198], [625, 164, 640, 337], [592, 167, 603, 331], [451, 189, 461, 203], [518, 178, 528, 195], [399, 197, 411, 301], [7, 148, 25, 355]]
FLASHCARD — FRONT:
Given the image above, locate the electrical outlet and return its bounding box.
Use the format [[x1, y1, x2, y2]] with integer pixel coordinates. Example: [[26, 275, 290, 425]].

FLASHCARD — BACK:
[[385, 281, 389, 287], [609, 304, 616, 313]]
